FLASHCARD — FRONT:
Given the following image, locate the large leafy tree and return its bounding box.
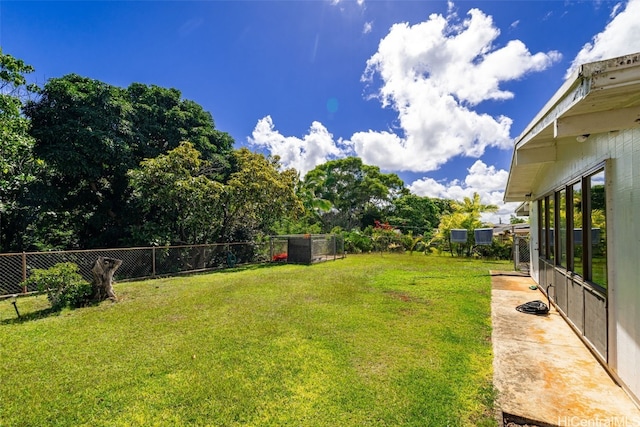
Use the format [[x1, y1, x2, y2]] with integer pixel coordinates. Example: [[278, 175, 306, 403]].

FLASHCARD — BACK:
[[303, 157, 407, 231], [221, 148, 303, 242], [387, 194, 445, 238], [128, 145, 302, 245], [128, 142, 225, 245], [23, 74, 233, 249], [0, 49, 39, 252], [126, 83, 233, 165]]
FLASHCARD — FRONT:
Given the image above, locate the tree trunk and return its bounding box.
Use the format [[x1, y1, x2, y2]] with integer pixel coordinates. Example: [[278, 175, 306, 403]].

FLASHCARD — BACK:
[[91, 256, 123, 302]]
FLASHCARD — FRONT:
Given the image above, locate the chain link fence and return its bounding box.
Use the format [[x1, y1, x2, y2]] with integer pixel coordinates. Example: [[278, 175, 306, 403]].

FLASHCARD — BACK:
[[1, 236, 346, 297], [514, 235, 531, 272], [0, 242, 269, 297]]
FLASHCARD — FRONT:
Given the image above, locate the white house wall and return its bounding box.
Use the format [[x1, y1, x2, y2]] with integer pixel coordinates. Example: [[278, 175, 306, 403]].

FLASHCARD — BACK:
[[529, 203, 540, 284], [528, 128, 640, 402]]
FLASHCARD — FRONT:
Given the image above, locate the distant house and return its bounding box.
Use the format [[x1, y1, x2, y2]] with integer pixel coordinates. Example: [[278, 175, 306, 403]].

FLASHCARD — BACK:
[[504, 52, 640, 405], [492, 223, 530, 244]]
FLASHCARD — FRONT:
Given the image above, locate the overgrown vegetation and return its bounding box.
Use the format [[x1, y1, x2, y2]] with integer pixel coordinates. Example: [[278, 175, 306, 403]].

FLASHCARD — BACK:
[[1, 254, 510, 426]]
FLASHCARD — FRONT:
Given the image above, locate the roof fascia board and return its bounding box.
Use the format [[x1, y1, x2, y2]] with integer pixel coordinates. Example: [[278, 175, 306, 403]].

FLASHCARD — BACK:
[[555, 105, 640, 138], [513, 67, 583, 150], [513, 53, 640, 150], [516, 75, 588, 150]]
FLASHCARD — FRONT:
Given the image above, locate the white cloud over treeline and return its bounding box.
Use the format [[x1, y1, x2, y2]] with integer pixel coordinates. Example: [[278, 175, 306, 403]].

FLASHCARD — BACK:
[[251, 4, 558, 175], [250, 1, 637, 221]]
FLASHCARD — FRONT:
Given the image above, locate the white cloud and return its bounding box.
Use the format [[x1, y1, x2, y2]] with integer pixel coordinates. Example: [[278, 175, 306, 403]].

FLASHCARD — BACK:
[[566, 0, 640, 77], [331, 0, 365, 7], [408, 160, 520, 224], [353, 6, 560, 172], [248, 116, 346, 176], [363, 21, 373, 34], [248, 0, 559, 220]]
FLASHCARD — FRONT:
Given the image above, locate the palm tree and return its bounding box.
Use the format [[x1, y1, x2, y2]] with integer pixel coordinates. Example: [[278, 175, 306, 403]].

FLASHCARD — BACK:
[[451, 192, 498, 223]]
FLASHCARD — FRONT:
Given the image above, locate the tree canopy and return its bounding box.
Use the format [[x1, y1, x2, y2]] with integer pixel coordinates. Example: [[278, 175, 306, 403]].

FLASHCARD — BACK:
[[20, 74, 234, 249], [0, 49, 38, 252], [387, 194, 447, 238], [302, 157, 407, 231], [128, 142, 225, 245]]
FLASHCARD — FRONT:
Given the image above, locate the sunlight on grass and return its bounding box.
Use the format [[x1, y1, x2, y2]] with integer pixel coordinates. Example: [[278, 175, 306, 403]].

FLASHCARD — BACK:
[[0, 254, 511, 426]]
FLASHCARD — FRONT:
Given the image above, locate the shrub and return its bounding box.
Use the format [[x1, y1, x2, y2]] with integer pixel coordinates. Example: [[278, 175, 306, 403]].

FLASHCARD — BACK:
[[342, 230, 373, 253], [473, 240, 512, 260], [21, 262, 93, 311]]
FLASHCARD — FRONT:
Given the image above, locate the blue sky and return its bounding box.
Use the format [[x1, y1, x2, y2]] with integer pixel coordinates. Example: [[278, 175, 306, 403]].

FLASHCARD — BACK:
[[2, 0, 640, 223]]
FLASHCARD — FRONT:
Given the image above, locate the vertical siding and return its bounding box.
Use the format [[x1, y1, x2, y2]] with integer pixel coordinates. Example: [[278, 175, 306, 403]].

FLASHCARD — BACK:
[[528, 128, 640, 401], [530, 203, 539, 282]]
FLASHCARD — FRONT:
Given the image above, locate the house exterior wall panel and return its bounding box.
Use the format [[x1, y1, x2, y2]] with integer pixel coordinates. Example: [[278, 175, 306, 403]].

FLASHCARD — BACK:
[[613, 128, 640, 397], [530, 202, 539, 282], [524, 129, 640, 401]]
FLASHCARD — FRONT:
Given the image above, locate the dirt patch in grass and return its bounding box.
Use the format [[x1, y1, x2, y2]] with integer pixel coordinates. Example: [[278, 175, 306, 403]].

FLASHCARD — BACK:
[[384, 290, 430, 305]]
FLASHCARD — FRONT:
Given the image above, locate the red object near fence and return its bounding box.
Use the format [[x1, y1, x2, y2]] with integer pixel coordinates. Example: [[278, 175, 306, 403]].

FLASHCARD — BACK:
[[272, 253, 288, 262]]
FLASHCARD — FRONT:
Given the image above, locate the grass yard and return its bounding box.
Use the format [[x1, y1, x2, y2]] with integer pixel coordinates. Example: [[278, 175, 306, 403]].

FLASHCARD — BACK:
[[0, 253, 512, 427]]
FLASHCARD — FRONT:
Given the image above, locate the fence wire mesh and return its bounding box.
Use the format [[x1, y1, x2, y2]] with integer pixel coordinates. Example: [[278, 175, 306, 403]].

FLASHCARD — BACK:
[[0, 242, 271, 296], [514, 235, 531, 272], [0, 237, 346, 296]]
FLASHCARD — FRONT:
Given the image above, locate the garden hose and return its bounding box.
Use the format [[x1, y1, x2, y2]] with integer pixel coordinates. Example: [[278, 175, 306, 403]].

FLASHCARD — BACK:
[[516, 283, 552, 315], [515, 300, 549, 315]]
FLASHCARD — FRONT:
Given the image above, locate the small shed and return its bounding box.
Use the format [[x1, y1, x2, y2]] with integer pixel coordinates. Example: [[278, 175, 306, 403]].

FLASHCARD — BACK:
[[269, 234, 345, 265]]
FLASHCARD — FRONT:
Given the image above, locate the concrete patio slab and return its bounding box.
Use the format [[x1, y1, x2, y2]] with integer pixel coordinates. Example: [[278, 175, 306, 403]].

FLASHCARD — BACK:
[[491, 271, 640, 427]]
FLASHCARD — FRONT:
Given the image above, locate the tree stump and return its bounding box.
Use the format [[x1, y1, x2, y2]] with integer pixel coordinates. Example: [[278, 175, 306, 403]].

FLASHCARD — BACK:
[[92, 256, 123, 302]]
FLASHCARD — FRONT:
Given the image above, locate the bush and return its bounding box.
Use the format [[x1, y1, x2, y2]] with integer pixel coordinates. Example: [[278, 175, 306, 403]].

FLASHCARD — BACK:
[[473, 240, 512, 260], [21, 262, 93, 310], [340, 230, 373, 253]]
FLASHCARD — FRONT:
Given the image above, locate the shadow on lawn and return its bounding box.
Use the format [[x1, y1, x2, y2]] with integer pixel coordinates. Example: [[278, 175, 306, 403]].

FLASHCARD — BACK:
[[1, 306, 60, 325], [212, 261, 291, 274]]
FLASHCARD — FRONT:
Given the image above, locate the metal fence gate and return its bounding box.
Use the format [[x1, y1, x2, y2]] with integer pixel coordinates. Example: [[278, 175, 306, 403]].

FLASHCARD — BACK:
[[514, 235, 530, 272]]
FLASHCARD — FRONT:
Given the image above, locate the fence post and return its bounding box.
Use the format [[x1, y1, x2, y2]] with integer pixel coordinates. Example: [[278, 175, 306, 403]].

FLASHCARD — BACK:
[[22, 252, 27, 293], [152, 247, 156, 277], [333, 236, 336, 260], [270, 237, 273, 261]]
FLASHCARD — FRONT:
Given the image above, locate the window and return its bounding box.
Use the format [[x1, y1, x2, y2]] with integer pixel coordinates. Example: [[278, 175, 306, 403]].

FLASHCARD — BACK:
[[588, 170, 607, 288], [536, 167, 607, 290], [539, 198, 546, 258], [558, 188, 567, 268], [548, 195, 555, 262], [572, 181, 584, 277]]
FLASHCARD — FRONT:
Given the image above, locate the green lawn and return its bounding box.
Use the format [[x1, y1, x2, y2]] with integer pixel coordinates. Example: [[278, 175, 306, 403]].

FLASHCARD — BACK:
[[0, 253, 511, 427]]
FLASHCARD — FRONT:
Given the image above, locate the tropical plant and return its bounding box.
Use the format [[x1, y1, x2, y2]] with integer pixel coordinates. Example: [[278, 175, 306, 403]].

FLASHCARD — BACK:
[[436, 192, 498, 256]]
